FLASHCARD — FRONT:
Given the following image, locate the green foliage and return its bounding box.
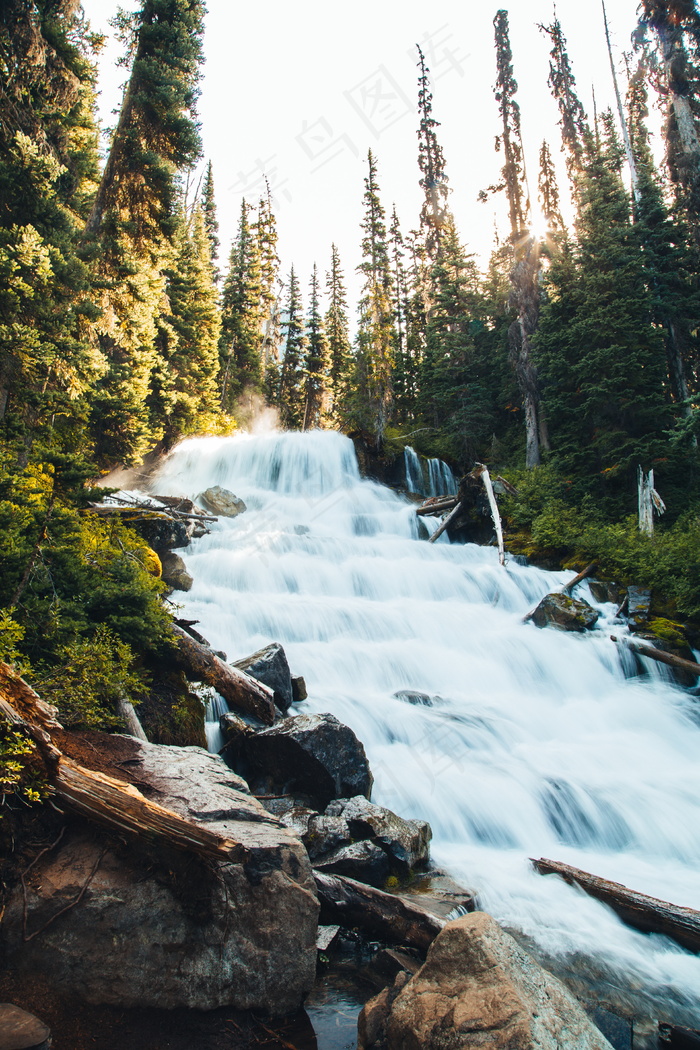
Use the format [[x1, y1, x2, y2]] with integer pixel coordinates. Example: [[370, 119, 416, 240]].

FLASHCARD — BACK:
[[278, 267, 306, 429], [34, 623, 148, 730], [0, 718, 48, 812]]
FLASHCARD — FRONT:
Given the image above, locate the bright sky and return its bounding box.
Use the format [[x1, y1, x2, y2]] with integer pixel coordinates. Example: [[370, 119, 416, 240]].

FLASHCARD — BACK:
[[82, 0, 650, 304]]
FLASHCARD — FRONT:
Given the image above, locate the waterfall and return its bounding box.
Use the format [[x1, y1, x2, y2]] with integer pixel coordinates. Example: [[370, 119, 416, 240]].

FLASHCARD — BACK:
[[152, 430, 700, 1026], [427, 456, 458, 496], [403, 445, 424, 494]]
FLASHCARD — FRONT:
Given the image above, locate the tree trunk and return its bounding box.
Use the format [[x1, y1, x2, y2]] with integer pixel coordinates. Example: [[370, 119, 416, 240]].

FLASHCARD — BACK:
[[532, 857, 700, 953], [313, 871, 446, 952], [427, 501, 463, 544], [171, 624, 276, 725], [610, 635, 700, 680]]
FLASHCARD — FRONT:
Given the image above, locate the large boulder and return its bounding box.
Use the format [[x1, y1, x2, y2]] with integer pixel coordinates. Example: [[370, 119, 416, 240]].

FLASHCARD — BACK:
[[314, 840, 393, 887], [2, 739, 318, 1015], [627, 586, 652, 631], [358, 911, 613, 1050], [531, 593, 599, 632], [233, 643, 293, 711], [132, 515, 193, 552], [199, 486, 247, 518], [228, 712, 373, 808], [326, 796, 431, 874]]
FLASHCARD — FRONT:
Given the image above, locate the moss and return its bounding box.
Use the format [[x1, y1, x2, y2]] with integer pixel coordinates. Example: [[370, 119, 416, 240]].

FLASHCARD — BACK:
[[648, 617, 688, 649], [139, 667, 207, 748]]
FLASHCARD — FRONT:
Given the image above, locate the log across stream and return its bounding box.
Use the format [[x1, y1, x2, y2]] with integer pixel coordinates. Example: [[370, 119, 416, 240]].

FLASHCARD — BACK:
[[151, 430, 700, 1028]]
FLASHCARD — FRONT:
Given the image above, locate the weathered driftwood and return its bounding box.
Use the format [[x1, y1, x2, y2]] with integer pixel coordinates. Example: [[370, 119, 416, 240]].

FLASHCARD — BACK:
[[532, 858, 700, 954], [115, 696, 149, 741], [87, 503, 217, 523], [428, 501, 464, 544], [522, 561, 598, 624], [171, 624, 276, 725], [610, 636, 700, 680], [313, 871, 444, 952], [469, 463, 505, 566], [0, 662, 247, 864]]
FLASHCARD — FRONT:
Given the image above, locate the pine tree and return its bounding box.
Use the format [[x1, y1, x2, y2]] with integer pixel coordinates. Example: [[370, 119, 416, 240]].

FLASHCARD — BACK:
[[493, 9, 548, 468], [278, 267, 306, 430], [538, 141, 565, 234], [416, 46, 450, 261], [324, 245, 352, 425], [535, 116, 675, 513], [256, 184, 282, 399], [303, 265, 328, 429], [539, 14, 591, 185], [388, 209, 415, 424], [150, 206, 221, 445], [219, 199, 262, 411], [0, 1, 104, 443], [353, 151, 395, 445], [86, 0, 207, 465], [201, 160, 220, 279]]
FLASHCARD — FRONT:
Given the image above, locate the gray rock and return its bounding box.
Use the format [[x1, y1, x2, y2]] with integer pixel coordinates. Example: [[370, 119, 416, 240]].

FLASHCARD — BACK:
[[233, 643, 293, 711], [219, 712, 257, 742], [160, 551, 193, 592], [2, 740, 318, 1015], [531, 593, 599, 632], [291, 675, 308, 703], [134, 516, 193, 552], [279, 805, 317, 839], [314, 840, 392, 887], [331, 796, 431, 873], [234, 713, 373, 808], [303, 814, 352, 860], [316, 924, 340, 951], [588, 580, 624, 606], [627, 586, 652, 631], [199, 486, 247, 518], [360, 911, 613, 1050]]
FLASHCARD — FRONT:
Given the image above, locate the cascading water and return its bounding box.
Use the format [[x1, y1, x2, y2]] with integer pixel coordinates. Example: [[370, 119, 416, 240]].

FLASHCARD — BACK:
[[152, 430, 700, 1027], [427, 456, 458, 497], [403, 445, 425, 494]]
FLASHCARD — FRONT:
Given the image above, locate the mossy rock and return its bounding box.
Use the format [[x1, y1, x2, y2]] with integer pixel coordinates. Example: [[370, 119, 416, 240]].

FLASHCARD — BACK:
[[139, 667, 206, 748], [647, 617, 688, 650]]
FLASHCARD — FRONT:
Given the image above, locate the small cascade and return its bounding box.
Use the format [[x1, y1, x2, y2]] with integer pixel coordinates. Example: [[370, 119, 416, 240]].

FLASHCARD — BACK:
[[204, 691, 230, 754], [151, 429, 700, 1028], [403, 446, 425, 494], [427, 457, 458, 497]]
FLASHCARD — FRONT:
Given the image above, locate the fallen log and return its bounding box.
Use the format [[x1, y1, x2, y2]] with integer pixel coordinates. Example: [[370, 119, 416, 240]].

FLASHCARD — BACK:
[[87, 503, 217, 523], [532, 857, 700, 954], [428, 501, 464, 544], [610, 635, 700, 679], [313, 870, 444, 953], [0, 662, 247, 864], [171, 624, 276, 725], [416, 496, 459, 517]]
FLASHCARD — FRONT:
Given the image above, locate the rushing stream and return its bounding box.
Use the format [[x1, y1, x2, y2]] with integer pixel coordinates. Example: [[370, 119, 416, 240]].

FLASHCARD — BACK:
[[152, 429, 700, 1029]]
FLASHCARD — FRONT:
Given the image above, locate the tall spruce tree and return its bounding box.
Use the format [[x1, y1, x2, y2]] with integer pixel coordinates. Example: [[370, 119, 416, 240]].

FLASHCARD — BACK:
[[150, 206, 221, 445], [324, 244, 352, 425], [201, 159, 220, 280], [353, 151, 395, 445], [86, 0, 207, 465], [0, 1, 104, 443], [278, 267, 306, 429], [535, 115, 676, 513], [303, 264, 328, 429], [257, 184, 282, 400], [416, 46, 450, 262], [539, 14, 592, 192], [389, 209, 417, 424], [493, 10, 548, 468], [219, 199, 262, 411]]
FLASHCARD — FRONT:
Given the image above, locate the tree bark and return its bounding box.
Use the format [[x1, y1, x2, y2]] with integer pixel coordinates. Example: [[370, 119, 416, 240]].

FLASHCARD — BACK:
[[532, 857, 700, 953], [313, 871, 446, 952], [416, 496, 459, 517], [471, 464, 505, 566], [171, 624, 276, 725]]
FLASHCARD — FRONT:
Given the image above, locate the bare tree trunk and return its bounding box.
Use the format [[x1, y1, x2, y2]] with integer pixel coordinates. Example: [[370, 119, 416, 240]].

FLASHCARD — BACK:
[[602, 0, 640, 202]]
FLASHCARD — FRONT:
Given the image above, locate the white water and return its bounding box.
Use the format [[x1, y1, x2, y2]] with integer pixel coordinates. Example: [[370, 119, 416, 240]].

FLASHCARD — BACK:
[[152, 430, 700, 1025], [403, 445, 458, 497]]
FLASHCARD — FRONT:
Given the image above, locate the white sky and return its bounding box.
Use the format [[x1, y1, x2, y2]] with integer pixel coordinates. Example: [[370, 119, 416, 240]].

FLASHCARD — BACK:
[[82, 0, 652, 305]]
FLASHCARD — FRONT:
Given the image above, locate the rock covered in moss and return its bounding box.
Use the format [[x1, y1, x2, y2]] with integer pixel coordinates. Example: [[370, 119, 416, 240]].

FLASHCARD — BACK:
[[531, 593, 599, 632]]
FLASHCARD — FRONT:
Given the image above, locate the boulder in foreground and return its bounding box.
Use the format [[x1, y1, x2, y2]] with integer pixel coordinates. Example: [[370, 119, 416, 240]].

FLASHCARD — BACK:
[[2, 739, 318, 1015], [359, 911, 613, 1050]]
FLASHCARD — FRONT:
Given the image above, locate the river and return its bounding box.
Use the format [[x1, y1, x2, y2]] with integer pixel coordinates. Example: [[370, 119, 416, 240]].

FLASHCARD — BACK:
[[151, 428, 700, 1029]]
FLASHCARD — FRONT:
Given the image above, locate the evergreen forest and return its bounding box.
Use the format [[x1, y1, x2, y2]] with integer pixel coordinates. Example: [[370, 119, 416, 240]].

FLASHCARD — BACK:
[[3, 0, 700, 785]]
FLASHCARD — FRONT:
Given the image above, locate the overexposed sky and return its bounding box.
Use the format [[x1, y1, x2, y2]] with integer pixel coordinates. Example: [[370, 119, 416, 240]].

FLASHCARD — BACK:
[[82, 0, 652, 303]]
